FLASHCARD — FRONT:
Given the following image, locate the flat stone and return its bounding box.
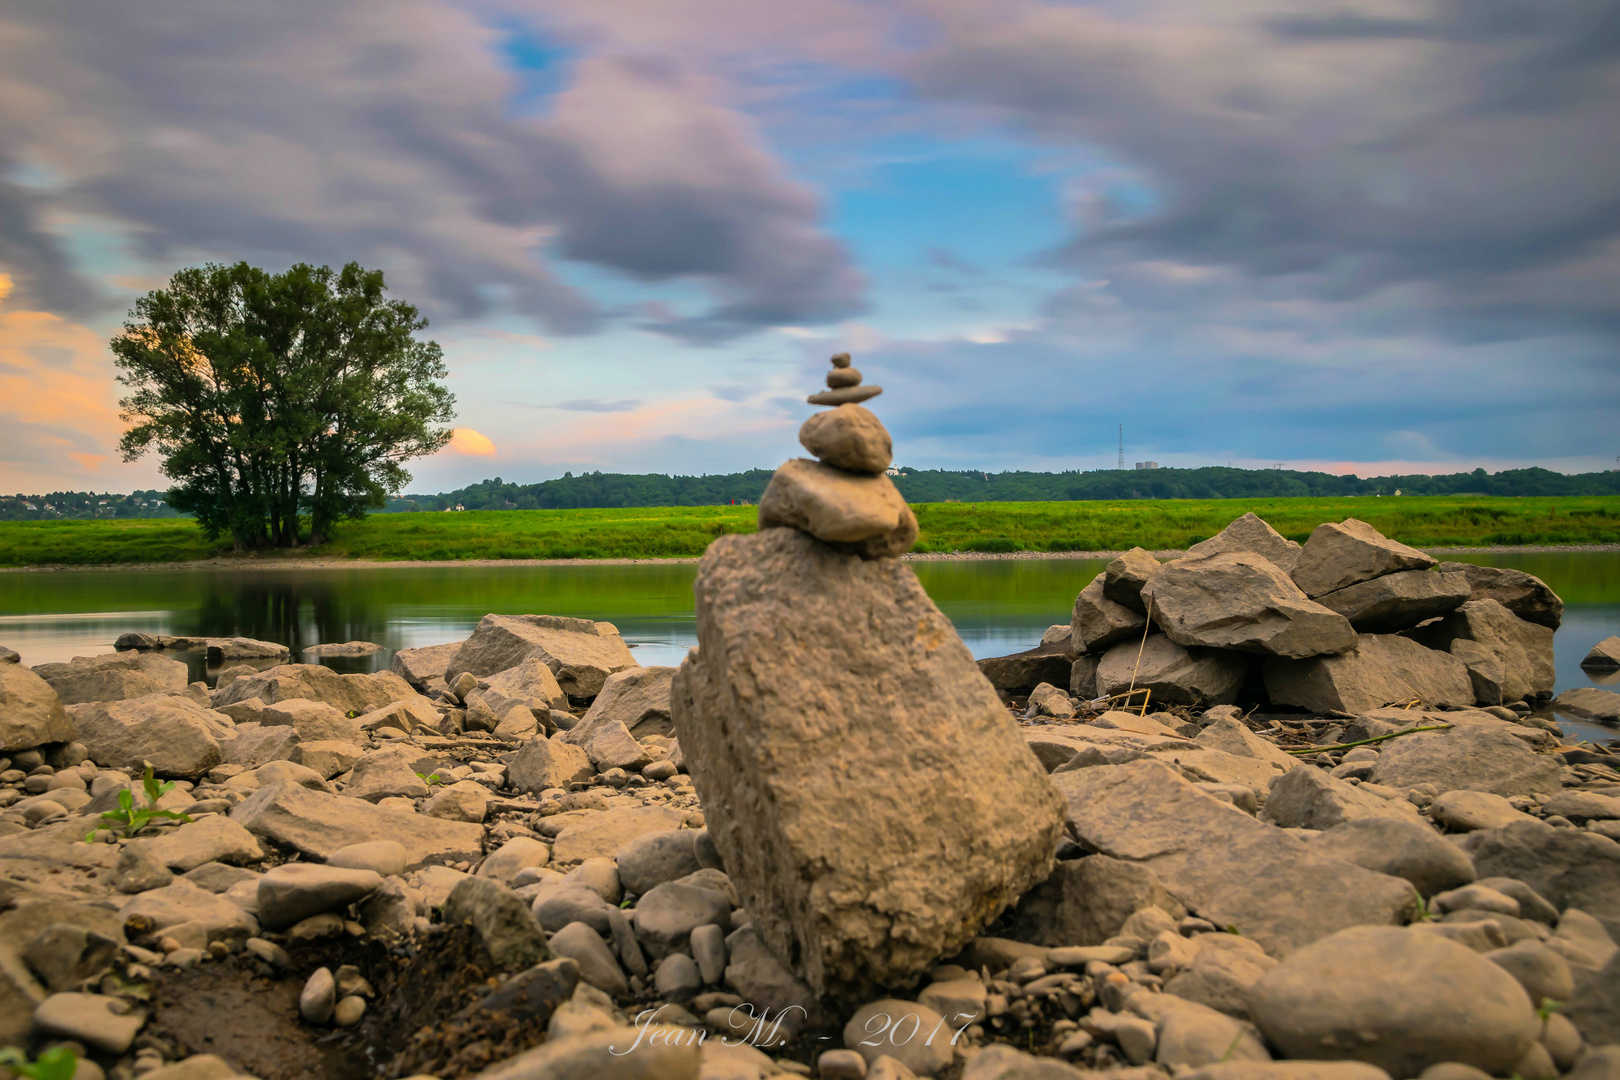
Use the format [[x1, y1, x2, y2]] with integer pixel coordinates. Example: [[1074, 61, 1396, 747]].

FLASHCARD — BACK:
[[477, 836, 550, 884], [258, 698, 364, 744], [1143, 552, 1357, 659], [808, 385, 882, 406], [1095, 634, 1247, 707], [1070, 574, 1148, 653], [551, 805, 689, 864], [1186, 513, 1303, 574], [34, 991, 146, 1053], [1311, 817, 1477, 897], [118, 879, 257, 942], [1051, 760, 1416, 956], [1367, 724, 1562, 798], [1249, 925, 1536, 1077], [388, 640, 465, 688], [800, 404, 893, 474], [134, 815, 264, 871], [446, 615, 638, 699], [230, 779, 484, 869], [218, 721, 300, 768], [257, 863, 383, 928], [213, 664, 428, 716], [34, 651, 188, 704], [1435, 562, 1563, 630], [0, 663, 74, 752], [1405, 600, 1555, 704], [1290, 519, 1437, 598], [1430, 790, 1538, 832], [1554, 687, 1620, 724], [303, 641, 383, 657], [1315, 570, 1472, 634], [344, 745, 431, 802], [1261, 766, 1420, 830], [977, 644, 1073, 693], [1193, 717, 1302, 773], [1263, 634, 1473, 714], [673, 528, 1064, 999]]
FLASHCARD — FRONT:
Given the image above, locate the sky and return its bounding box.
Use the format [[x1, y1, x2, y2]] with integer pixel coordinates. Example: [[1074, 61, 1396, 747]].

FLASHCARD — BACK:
[[1, 0, 1618, 495]]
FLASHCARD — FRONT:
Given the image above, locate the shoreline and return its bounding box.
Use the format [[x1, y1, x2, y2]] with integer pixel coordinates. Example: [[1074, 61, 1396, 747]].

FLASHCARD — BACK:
[[4, 541, 1617, 574]]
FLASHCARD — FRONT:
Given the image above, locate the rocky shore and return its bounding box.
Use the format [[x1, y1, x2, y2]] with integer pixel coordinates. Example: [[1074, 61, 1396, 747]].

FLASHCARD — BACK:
[[1, 358, 1618, 1080]]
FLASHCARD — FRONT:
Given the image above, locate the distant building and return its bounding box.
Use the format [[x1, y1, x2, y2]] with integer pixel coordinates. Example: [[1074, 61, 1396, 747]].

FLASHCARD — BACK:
[[1134, 461, 1160, 470]]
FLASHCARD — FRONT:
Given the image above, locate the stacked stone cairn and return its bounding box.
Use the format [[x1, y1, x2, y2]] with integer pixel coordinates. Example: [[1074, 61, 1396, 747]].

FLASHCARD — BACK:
[[755, 352, 918, 559]]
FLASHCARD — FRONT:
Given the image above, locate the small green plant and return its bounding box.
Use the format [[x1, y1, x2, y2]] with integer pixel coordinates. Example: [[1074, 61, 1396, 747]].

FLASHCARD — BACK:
[[415, 771, 447, 789], [86, 764, 192, 841], [1411, 893, 1438, 923], [0, 1045, 81, 1080], [1536, 998, 1564, 1021]]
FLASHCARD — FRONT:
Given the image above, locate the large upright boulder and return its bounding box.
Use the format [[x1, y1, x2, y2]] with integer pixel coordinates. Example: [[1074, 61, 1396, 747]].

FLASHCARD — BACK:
[[672, 528, 1064, 1000], [1095, 635, 1246, 707], [1051, 760, 1416, 956], [0, 663, 74, 751], [1290, 519, 1436, 598], [213, 664, 427, 715], [33, 652, 188, 704], [67, 695, 231, 777], [1404, 599, 1555, 703], [1185, 512, 1303, 574], [446, 615, 637, 698], [1263, 634, 1475, 714], [1142, 552, 1356, 659], [1070, 575, 1148, 653], [1314, 569, 1471, 633], [1435, 562, 1563, 630]]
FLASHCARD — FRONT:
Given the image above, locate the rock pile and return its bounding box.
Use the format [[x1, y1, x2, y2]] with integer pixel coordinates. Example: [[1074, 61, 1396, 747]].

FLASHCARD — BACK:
[[0, 501, 1617, 1080]]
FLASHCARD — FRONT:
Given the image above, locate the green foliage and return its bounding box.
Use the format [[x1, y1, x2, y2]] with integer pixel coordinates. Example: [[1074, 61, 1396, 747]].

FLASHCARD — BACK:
[[0, 1044, 81, 1080], [112, 261, 455, 550], [3, 495, 1619, 567], [415, 771, 447, 789], [88, 765, 193, 841]]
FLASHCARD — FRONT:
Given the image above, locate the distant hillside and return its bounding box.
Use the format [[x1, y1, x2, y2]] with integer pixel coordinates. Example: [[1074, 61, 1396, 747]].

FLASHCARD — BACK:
[[385, 465, 1620, 512], [0, 490, 183, 522]]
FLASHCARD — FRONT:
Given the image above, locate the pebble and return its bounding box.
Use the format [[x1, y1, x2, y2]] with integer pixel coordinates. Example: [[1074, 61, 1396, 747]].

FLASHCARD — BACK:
[[328, 840, 408, 878], [653, 952, 702, 1000], [333, 995, 366, 1027], [818, 1048, 868, 1079], [300, 967, 336, 1024], [690, 922, 727, 984], [843, 999, 951, 1076]]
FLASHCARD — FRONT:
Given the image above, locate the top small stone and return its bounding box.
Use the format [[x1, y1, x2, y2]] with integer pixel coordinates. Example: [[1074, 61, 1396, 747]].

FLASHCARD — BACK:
[[831, 352, 852, 369], [808, 352, 880, 406]]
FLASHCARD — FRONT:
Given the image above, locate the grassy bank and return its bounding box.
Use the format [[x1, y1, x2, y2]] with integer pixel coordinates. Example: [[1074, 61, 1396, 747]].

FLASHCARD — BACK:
[[2, 496, 1618, 567]]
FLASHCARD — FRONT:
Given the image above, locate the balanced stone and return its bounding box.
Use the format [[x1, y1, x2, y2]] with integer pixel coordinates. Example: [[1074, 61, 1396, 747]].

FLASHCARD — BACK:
[[758, 458, 915, 555], [672, 528, 1064, 1000], [808, 385, 882, 406], [826, 366, 862, 388], [799, 404, 893, 474]]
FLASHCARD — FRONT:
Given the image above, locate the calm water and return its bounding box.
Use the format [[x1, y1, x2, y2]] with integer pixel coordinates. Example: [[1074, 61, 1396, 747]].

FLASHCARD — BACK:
[[2, 551, 1616, 739]]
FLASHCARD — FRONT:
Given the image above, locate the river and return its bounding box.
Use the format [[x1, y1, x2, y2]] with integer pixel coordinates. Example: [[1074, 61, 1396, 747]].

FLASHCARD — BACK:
[[2, 551, 1616, 741]]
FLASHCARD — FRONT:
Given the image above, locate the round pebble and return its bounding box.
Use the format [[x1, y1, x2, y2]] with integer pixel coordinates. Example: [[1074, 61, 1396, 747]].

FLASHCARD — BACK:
[[300, 967, 336, 1025], [333, 995, 366, 1027]]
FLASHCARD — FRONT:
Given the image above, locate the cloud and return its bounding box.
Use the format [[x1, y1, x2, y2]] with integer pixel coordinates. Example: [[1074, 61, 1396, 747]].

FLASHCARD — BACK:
[[0, 0, 863, 338], [447, 427, 498, 455], [553, 399, 642, 412]]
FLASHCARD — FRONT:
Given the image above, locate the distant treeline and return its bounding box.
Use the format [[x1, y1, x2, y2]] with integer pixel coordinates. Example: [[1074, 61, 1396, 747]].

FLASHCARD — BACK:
[[384, 465, 1620, 512], [0, 490, 182, 522]]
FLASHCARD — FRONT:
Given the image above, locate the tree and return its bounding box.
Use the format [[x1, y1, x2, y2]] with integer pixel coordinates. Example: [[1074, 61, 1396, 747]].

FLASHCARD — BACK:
[[113, 261, 455, 548]]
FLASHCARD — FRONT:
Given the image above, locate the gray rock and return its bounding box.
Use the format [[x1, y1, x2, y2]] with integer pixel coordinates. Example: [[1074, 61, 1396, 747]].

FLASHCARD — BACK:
[[505, 736, 593, 794], [574, 666, 676, 740], [1143, 552, 1357, 659], [634, 881, 730, 961], [0, 663, 74, 752], [303, 641, 382, 657], [977, 644, 1073, 693], [690, 923, 726, 984], [1262, 634, 1473, 714], [800, 404, 893, 474], [1105, 547, 1162, 615], [114, 844, 175, 893], [1566, 1046, 1620, 1080], [534, 884, 615, 934], [230, 779, 485, 869], [1194, 717, 1302, 773], [653, 951, 701, 1000], [425, 780, 489, 822], [344, 746, 432, 802], [1070, 655, 1100, 700], [257, 863, 383, 928], [389, 640, 465, 688], [1008, 855, 1186, 947], [213, 664, 428, 716], [1095, 635, 1247, 707], [1555, 687, 1620, 724], [476, 837, 549, 885], [578, 719, 651, 773], [183, 863, 258, 894], [1070, 575, 1148, 653], [549, 921, 628, 996], [300, 966, 335, 1024], [258, 698, 365, 744], [1435, 563, 1563, 630], [757, 457, 913, 547], [447, 615, 638, 698], [617, 830, 702, 897], [135, 815, 264, 872], [1405, 600, 1555, 704], [443, 877, 551, 971], [1312, 817, 1477, 897], [1564, 950, 1620, 1045], [1368, 724, 1562, 798], [218, 720, 301, 768], [329, 840, 409, 878], [22, 924, 119, 991], [1186, 512, 1303, 574], [1262, 767, 1420, 830], [1290, 519, 1437, 598], [1485, 940, 1574, 1007], [1462, 820, 1620, 940], [1249, 925, 1536, 1078], [33, 991, 146, 1053], [723, 925, 822, 1027], [67, 694, 229, 777], [1161, 937, 1279, 1020], [672, 528, 1064, 999], [1582, 635, 1620, 670], [118, 879, 258, 942], [1315, 570, 1472, 634], [844, 999, 952, 1076], [1052, 760, 1417, 956], [1449, 640, 1506, 705], [1429, 790, 1537, 832], [1474, 878, 1560, 924], [482, 658, 571, 719], [34, 651, 188, 704]]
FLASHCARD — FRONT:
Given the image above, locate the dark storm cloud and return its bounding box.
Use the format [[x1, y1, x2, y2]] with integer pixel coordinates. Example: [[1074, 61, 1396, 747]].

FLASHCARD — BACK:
[[911, 0, 1620, 344], [0, 0, 863, 337]]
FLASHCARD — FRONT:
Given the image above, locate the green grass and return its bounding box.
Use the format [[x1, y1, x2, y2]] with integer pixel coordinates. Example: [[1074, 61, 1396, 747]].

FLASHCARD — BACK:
[[1, 496, 1618, 567]]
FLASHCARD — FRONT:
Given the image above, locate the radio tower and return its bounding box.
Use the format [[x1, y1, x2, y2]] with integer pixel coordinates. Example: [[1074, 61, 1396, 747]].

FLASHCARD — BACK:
[[1117, 424, 1124, 470]]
